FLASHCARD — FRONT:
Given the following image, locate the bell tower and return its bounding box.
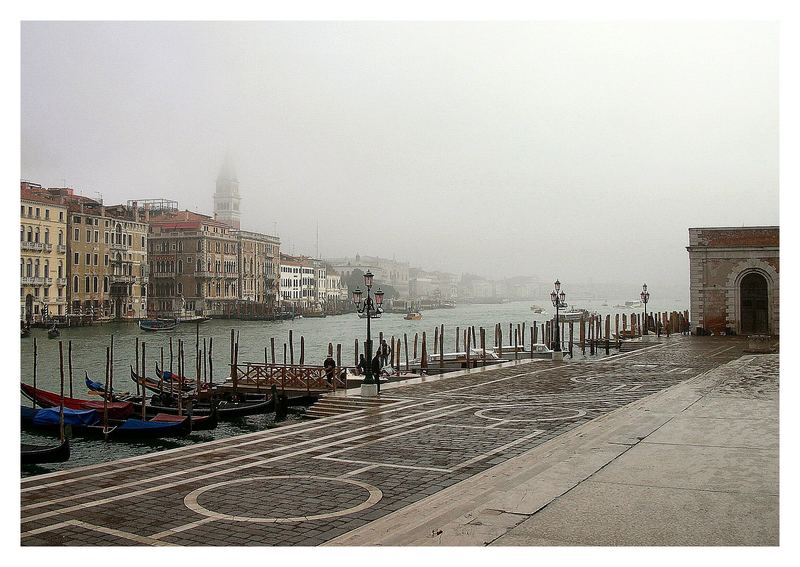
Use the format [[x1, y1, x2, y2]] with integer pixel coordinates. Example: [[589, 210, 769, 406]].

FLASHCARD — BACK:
[[213, 155, 241, 229]]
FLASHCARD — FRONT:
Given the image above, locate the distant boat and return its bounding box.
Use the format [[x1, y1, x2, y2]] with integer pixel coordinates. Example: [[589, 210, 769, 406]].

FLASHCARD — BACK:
[[530, 305, 547, 314], [613, 300, 644, 310], [47, 325, 60, 339], [357, 311, 382, 319], [403, 311, 422, 320], [139, 318, 177, 332]]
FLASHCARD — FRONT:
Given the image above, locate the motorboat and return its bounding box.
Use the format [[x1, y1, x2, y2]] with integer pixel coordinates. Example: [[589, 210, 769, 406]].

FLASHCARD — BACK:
[[528, 343, 556, 359], [139, 318, 178, 331], [403, 311, 422, 320], [530, 305, 547, 314], [357, 311, 382, 319], [409, 349, 507, 373], [613, 300, 644, 309]]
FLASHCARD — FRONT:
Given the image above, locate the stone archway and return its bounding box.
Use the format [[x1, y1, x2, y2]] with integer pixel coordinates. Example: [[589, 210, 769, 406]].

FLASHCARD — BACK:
[[726, 259, 778, 336], [740, 272, 769, 334]]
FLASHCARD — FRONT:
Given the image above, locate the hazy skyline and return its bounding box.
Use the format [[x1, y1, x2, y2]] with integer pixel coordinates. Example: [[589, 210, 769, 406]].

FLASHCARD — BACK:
[[21, 21, 778, 288]]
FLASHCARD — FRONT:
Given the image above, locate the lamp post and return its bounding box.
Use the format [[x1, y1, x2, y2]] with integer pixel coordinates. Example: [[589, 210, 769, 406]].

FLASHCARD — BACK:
[[550, 279, 566, 353], [640, 283, 650, 335], [353, 270, 384, 395]]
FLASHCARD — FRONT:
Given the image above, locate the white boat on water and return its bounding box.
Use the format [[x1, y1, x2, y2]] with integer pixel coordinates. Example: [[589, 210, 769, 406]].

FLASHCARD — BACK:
[[409, 348, 506, 373], [357, 311, 382, 319], [613, 300, 644, 309], [530, 305, 547, 314]]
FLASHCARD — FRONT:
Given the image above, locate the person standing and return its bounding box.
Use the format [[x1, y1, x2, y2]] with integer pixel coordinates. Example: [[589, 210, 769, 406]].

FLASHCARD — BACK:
[[379, 339, 392, 367], [323, 354, 336, 385]]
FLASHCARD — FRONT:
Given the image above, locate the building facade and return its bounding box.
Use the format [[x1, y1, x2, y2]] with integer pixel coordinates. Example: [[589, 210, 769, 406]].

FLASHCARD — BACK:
[[233, 229, 280, 307], [148, 210, 239, 316], [279, 254, 316, 309], [327, 254, 410, 298], [20, 183, 69, 323], [687, 227, 779, 336]]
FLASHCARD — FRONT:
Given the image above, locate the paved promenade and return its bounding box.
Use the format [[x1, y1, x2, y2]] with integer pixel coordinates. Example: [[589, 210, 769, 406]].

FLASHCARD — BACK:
[[20, 336, 777, 546]]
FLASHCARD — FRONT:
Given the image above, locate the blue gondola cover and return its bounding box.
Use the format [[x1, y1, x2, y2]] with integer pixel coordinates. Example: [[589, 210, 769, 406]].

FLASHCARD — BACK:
[[29, 407, 100, 426]]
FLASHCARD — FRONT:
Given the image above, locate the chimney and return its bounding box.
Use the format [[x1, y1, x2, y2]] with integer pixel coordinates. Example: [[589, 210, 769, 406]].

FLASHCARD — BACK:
[[144, 203, 150, 222]]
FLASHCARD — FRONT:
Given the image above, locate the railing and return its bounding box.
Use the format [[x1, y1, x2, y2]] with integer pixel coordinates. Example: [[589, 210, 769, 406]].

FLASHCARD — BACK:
[[110, 242, 130, 251], [230, 363, 347, 393], [21, 276, 48, 286], [56, 278, 68, 286], [110, 275, 136, 284], [57, 244, 67, 253], [21, 241, 45, 251]]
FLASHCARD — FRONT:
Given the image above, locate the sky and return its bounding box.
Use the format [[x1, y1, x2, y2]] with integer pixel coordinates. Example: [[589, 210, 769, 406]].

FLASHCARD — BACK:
[[20, 21, 778, 291]]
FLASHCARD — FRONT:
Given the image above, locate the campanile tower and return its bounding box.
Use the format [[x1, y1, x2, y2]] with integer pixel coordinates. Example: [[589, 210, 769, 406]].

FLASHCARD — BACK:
[[213, 155, 241, 229]]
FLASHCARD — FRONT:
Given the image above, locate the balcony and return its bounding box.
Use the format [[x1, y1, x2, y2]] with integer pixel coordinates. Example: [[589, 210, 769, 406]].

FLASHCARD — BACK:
[[57, 244, 67, 253], [56, 278, 67, 286], [110, 242, 130, 251], [110, 275, 136, 284], [54, 297, 67, 304], [21, 276, 49, 286], [150, 272, 175, 278], [21, 241, 45, 252]]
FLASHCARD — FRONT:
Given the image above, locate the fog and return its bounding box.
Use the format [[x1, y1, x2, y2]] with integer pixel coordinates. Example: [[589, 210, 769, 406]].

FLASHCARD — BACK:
[[21, 21, 778, 294]]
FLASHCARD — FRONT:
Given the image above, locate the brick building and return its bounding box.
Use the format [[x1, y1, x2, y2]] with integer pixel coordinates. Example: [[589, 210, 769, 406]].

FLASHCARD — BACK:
[[687, 227, 779, 336]]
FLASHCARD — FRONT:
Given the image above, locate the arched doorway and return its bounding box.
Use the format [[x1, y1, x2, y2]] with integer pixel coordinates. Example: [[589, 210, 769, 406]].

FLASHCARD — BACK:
[[740, 272, 769, 334]]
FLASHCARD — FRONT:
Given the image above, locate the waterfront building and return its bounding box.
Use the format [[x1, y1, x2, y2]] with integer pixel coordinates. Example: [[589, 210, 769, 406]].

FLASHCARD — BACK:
[[212, 156, 241, 230], [687, 227, 779, 336], [147, 209, 238, 316], [232, 229, 280, 308], [409, 268, 459, 300], [20, 182, 69, 323], [327, 254, 410, 298], [279, 254, 316, 310]]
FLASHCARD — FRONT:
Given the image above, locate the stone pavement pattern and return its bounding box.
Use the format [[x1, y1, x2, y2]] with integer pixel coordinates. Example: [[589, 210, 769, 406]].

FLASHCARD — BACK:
[[21, 336, 768, 546]]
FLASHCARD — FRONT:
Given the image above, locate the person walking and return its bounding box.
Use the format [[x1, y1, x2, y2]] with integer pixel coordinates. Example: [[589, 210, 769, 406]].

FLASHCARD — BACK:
[[323, 354, 336, 386]]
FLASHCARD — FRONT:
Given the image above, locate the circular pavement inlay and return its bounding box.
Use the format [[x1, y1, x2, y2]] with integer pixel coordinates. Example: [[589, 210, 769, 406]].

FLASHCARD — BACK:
[[184, 475, 383, 523], [474, 405, 586, 422]]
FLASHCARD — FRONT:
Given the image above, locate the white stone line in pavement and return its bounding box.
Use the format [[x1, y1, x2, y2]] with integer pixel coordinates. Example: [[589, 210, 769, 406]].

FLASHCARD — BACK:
[[449, 430, 545, 471], [431, 366, 558, 394], [474, 405, 587, 422], [596, 340, 672, 363], [21, 519, 174, 546], [182, 475, 384, 524], [21, 397, 431, 495], [148, 516, 218, 540], [339, 464, 381, 478], [22, 403, 471, 523], [318, 456, 452, 473]]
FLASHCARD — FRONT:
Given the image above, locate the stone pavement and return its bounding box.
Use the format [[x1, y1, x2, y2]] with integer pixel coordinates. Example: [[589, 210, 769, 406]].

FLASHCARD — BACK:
[[21, 335, 774, 546]]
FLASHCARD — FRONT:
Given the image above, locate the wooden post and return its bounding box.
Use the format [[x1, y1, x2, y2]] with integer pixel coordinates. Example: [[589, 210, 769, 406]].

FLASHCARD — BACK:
[[32, 336, 38, 407], [271, 337, 276, 364], [466, 327, 471, 367], [421, 331, 428, 371], [530, 327, 534, 358], [65, 339, 73, 399], [434, 326, 439, 355], [169, 336, 174, 373], [300, 335, 305, 366], [336, 343, 342, 370], [455, 326, 459, 352], [498, 325, 503, 355], [283, 343, 287, 365], [229, 329, 234, 379], [141, 342, 147, 420], [234, 337, 239, 394], [521, 322, 525, 350], [354, 338, 359, 366], [580, 317, 586, 354], [203, 339, 207, 382], [209, 337, 214, 384], [58, 341, 65, 441], [481, 327, 486, 366], [533, 322, 538, 344], [178, 341, 183, 417], [413, 333, 418, 359], [513, 328, 518, 360], [615, 313, 620, 340], [135, 336, 141, 400], [103, 346, 110, 435], [605, 315, 611, 343], [289, 330, 294, 365], [569, 322, 574, 357], [439, 324, 444, 370], [404, 333, 409, 372], [471, 326, 477, 350]]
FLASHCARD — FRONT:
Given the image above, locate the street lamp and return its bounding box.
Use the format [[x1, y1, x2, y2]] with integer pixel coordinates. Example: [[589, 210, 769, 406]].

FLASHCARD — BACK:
[[353, 270, 384, 392], [550, 279, 566, 352], [640, 283, 650, 335]]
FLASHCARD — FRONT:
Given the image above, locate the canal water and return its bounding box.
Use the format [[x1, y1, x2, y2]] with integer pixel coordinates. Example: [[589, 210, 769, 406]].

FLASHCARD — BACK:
[[20, 299, 681, 476]]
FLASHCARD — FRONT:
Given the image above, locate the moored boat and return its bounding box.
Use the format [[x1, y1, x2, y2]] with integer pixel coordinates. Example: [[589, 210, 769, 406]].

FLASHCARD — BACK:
[[138, 318, 177, 332], [21, 406, 192, 440], [47, 325, 60, 339], [20, 383, 133, 420], [21, 438, 70, 465], [403, 311, 422, 320]]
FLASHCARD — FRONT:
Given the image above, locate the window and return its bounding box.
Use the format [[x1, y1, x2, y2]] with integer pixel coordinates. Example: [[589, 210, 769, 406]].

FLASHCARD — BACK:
[[26, 260, 32, 277], [85, 276, 90, 293], [74, 228, 80, 241], [177, 282, 183, 294], [86, 253, 91, 265], [104, 255, 109, 266], [73, 216, 81, 224], [93, 254, 98, 266], [20, 226, 23, 241], [58, 230, 63, 245], [59, 211, 64, 222], [58, 261, 63, 278], [177, 260, 183, 273], [93, 277, 98, 293], [141, 236, 145, 248], [73, 275, 79, 292], [28, 206, 32, 216], [35, 207, 40, 218], [74, 252, 79, 265], [27, 227, 32, 242], [94, 230, 99, 243], [105, 232, 109, 244], [44, 261, 49, 277], [44, 229, 50, 244], [45, 209, 50, 219], [34, 228, 40, 243], [104, 277, 109, 293], [86, 229, 91, 242]]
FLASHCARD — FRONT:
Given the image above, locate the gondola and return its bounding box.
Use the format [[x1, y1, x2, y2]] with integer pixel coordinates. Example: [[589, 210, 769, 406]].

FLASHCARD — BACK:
[[21, 438, 70, 465], [150, 405, 218, 430], [138, 318, 177, 332], [47, 325, 60, 339], [130, 367, 196, 395], [21, 327, 31, 338], [21, 406, 192, 440], [20, 383, 133, 420]]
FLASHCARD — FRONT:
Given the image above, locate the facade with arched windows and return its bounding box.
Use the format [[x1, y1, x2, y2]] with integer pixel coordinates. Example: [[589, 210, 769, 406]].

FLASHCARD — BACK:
[[20, 182, 68, 322], [687, 227, 779, 336]]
